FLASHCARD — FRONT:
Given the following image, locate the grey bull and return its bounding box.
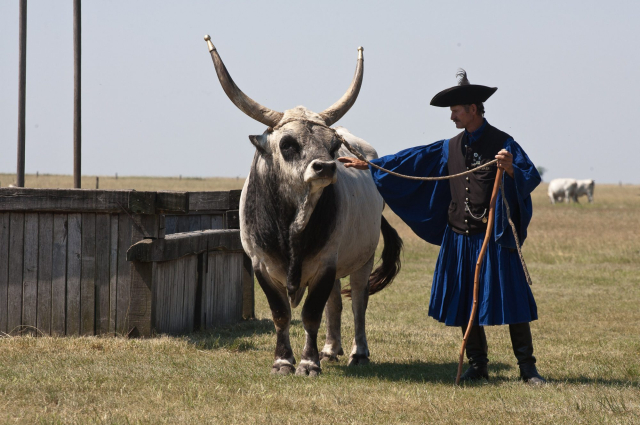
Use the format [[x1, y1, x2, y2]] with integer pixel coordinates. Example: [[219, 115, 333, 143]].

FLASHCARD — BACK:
[[204, 36, 403, 376]]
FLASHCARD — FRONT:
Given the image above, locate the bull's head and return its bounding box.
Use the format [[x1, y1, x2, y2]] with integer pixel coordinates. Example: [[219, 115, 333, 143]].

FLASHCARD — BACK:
[[204, 35, 363, 199]]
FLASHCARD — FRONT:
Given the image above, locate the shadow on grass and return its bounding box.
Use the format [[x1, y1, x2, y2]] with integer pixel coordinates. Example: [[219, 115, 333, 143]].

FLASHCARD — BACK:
[[332, 360, 512, 383], [185, 318, 284, 352]]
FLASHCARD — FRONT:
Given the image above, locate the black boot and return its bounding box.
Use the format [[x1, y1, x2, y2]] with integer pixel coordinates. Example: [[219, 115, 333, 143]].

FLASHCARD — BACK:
[[459, 325, 489, 381], [509, 322, 546, 385]]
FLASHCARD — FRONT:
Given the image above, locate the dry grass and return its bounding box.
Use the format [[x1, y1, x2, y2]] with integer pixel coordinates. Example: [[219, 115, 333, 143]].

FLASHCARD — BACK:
[[1, 177, 639, 424]]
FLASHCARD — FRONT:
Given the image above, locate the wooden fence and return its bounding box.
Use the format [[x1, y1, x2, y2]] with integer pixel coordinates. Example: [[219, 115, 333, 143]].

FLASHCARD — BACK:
[[0, 188, 253, 337]]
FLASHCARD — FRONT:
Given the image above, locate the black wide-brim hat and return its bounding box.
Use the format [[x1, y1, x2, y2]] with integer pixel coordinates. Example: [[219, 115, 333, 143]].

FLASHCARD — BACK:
[[430, 69, 497, 107]]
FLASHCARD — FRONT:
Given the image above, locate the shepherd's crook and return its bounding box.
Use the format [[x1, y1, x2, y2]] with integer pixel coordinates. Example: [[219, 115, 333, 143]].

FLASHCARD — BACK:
[[455, 168, 504, 385]]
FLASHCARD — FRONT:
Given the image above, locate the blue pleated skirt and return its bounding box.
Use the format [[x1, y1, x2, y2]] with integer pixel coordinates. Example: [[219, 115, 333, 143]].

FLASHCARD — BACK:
[[428, 225, 538, 327]]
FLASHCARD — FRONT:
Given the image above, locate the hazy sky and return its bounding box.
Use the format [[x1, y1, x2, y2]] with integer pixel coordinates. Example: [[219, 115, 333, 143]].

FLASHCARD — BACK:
[[1, 0, 639, 183]]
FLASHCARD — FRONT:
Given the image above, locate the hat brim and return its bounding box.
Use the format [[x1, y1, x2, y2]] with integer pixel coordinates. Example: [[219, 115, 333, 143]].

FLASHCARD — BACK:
[[430, 85, 497, 107]]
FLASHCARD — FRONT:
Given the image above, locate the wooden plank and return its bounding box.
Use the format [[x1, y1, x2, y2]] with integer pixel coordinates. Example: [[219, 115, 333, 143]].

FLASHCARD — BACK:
[[213, 253, 226, 326], [51, 214, 68, 336], [183, 255, 197, 333], [224, 210, 239, 229], [211, 215, 224, 230], [188, 215, 201, 232], [229, 190, 242, 210], [202, 253, 212, 328], [66, 213, 82, 336], [155, 191, 189, 213], [150, 262, 159, 333], [164, 216, 177, 235], [0, 188, 154, 213], [127, 213, 152, 337], [95, 214, 110, 335], [109, 215, 119, 334], [0, 213, 10, 334], [154, 260, 173, 333], [172, 257, 185, 333], [176, 216, 190, 233], [116, 213, 132, 335], [7, 213, 24, 334], [127, 229, 242, 263], [242, 254, 255, 320], [127, 191, 156, 215], [233, 253, 244, 322], [80, 213, 96, 335], [188, 191, 230, 211], [22, 213, 38, 336], [158, 215, 166, 239], [199, 215, 211, 231], [193, 253, 205, 331], [132, 214, 160, 239], [37, 213, 53, 335]]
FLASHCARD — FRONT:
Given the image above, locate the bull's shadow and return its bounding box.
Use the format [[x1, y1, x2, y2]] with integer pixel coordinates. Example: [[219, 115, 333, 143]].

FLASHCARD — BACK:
[[331, 360, 511, 384], [186, 318, 289, 352]]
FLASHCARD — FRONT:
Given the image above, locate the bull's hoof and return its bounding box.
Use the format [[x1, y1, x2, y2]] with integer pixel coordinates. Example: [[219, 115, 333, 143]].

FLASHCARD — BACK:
[[319, 353, 340, 362], [295, 360, 322, 377], [271, 361, 296, 375], [348, 354, 370, 367], [319, 349, 343, 363]]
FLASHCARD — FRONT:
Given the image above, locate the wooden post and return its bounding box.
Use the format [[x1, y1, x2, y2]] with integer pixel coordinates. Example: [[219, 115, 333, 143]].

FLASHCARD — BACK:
[[16, 0, 27, 188], [73, 0, 81, 188]]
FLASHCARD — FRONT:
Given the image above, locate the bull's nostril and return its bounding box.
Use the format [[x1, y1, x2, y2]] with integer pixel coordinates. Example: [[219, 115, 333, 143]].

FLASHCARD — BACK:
[[312, 162, 323, 172]]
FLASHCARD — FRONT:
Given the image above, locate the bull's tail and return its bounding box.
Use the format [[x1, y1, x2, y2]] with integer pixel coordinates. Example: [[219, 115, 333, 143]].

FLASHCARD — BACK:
[[342, 215, 403, 297]]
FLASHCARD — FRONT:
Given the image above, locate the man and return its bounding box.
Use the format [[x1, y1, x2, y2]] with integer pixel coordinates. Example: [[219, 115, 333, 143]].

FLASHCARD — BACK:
[[338, 70, 545, 384]]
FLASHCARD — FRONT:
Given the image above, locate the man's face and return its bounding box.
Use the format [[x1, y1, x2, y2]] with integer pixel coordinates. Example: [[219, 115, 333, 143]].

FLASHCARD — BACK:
[[450, 105, 475, 129]]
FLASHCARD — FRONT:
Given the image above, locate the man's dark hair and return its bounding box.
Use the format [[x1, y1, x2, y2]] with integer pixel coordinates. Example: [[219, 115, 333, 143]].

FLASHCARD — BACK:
[[464, 103, 485, 117]]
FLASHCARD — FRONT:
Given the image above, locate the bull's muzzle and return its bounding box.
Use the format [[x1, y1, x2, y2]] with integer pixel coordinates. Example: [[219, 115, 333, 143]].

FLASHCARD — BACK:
[[311, 161, 337, 179]]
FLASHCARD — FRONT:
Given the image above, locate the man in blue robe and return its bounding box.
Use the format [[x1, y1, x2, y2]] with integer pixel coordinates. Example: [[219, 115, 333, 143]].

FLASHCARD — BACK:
[[338, 70, 545, 384]]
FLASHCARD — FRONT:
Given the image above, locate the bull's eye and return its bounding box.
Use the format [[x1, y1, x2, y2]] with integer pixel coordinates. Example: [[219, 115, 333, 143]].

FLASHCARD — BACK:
[[279, 135, 300, 159], [329, 139, 342, 158]]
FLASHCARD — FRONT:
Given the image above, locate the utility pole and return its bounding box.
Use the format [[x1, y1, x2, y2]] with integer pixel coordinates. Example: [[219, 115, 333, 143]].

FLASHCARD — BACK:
[[16, 0, 27, 187], [73, 0, 81, 188]]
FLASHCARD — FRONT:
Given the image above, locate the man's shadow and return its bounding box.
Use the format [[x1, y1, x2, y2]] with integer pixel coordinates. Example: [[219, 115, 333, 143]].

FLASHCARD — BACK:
[[331, 360, 511, 383]]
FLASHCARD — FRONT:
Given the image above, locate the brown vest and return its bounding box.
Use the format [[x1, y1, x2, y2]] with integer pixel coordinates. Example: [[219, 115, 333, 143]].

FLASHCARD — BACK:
[[447, 124, 511, 235]]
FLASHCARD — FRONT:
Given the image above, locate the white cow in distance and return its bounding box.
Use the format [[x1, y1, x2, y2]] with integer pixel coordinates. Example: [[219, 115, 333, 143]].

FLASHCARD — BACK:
[[574, 179, 595, 203], [548, 178, 578, 204]]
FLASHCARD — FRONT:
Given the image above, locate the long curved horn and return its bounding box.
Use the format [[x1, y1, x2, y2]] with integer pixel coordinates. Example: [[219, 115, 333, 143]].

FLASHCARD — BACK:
[[204, 35, 283, 127], [319, 47, 364, 126]]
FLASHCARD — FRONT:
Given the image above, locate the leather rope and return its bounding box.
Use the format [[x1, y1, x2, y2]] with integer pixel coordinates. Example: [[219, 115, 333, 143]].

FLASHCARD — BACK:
[[337, 132, 532, 286]]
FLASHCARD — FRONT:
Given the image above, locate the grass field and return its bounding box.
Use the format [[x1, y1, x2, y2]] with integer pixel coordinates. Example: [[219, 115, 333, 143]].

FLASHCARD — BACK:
[[1, 175, 639, 424]]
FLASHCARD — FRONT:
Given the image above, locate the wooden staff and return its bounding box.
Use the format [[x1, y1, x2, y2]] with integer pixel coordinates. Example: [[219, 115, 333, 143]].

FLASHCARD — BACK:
[[455, 168, 504, 385]]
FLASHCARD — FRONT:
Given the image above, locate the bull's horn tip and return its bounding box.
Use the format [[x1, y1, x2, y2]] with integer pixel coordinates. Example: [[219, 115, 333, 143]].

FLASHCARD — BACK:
[[357, 46, 364, 59], [204, 35, 216, 52]]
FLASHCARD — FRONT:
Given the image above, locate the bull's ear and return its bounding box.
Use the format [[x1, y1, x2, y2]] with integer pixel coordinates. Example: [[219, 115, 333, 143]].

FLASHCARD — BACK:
[[249, 134, 269, 154]]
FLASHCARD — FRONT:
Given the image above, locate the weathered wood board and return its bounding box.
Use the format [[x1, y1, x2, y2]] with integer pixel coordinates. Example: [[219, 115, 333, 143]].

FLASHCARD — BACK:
[[0, 189, 250, 337]]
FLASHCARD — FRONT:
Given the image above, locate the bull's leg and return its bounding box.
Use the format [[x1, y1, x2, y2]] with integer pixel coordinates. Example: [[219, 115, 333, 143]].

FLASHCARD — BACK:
[[255, 269, 295, 375], [348, 255, 375, 366], [296, 267, 336, 377], [319, 279, 344, 362]]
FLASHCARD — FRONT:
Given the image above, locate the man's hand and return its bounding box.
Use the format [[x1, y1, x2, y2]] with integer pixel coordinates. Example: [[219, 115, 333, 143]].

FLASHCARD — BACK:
[[337, 157, 369, 170], [495, 149, 515, 178]]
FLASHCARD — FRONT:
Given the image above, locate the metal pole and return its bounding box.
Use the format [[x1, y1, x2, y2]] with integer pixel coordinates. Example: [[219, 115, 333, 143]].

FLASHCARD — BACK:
[[73, 0, 81, 188], [16, 0, 27, 187]]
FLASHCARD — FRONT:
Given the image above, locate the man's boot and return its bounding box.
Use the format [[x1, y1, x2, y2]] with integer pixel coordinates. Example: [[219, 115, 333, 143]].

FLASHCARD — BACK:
[[509, 322, 546, 385], [459, 324, 488, 381]]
